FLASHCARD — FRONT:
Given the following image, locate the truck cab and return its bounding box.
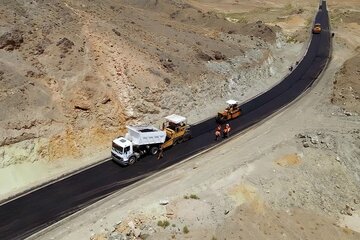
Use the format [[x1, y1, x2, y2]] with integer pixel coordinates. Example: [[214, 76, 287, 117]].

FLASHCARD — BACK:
[[111, 137, 136, 165]]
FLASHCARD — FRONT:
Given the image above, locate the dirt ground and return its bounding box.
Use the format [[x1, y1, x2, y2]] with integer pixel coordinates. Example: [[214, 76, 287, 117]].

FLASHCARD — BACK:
[[25, 0, 360, 240], [0, 0, 315, 198]]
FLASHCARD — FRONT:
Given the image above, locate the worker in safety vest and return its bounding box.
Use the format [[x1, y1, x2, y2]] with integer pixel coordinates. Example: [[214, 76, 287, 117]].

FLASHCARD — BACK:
[[223, 123, 231, 138], [215, 125, 221, 141]]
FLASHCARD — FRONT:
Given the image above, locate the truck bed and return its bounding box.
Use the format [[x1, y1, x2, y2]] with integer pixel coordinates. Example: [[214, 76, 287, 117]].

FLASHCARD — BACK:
[[125, 125, 166, 146]]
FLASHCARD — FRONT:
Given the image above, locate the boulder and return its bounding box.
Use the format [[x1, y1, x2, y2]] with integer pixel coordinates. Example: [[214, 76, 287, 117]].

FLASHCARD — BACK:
[[127, 221, 135, 231], [159, 200, 169, 205], [297, 133, 306, 138], [213, 51, 226, 60], [197, 51, 213, 61], [56, 37, 74, 54], [310, 136, 319, 144], [134, 228, 141, 238], [0, 30, 23, 51]]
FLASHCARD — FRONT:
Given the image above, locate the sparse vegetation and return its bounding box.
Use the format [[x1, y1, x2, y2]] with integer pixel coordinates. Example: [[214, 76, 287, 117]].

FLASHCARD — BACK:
[[184, 194, 200, 199], [190, 194, 200, 199], [183, 226, 189, 234], [157, 220, 170, 229], [285, 34, 298, 43]]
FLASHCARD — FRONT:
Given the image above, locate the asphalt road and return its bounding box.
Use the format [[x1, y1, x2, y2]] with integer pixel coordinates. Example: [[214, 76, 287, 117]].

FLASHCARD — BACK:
[[0, 1, 331, 239]]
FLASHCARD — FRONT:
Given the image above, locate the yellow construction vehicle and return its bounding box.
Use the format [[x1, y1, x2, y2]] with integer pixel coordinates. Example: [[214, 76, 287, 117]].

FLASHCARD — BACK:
[[216, 100, 241, 123], [161, 114, 192, 149], [312, 23, 322, 34]]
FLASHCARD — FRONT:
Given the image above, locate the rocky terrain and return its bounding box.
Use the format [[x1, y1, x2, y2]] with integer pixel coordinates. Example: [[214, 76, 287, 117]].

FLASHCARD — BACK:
[[332, 54, 360, 114], [2, 0, 360, 239], [0, 0, 313, 197], [25, 0, 360, 240]]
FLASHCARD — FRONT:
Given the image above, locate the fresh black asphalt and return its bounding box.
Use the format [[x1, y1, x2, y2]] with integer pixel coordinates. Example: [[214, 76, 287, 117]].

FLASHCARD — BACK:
[[0, 1, 330, 239]]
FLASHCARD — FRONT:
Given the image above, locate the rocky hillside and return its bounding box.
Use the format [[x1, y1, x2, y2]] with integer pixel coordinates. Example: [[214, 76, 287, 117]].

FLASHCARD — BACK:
[[0, 0, 311, 174]]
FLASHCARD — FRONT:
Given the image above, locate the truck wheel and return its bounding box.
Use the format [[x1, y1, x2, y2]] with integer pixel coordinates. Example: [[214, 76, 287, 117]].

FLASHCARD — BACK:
[[128, 156, 136, 165], [150, 146, 159, 155]]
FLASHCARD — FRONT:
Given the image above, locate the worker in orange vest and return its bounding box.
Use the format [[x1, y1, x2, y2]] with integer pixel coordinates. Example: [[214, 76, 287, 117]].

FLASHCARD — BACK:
[[215, 125, 221, 141], [223, 123, 231, 138]]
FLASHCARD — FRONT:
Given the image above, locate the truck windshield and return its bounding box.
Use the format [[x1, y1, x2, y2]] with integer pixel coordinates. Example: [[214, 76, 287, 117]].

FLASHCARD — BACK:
[[112, 142, 124, 153]]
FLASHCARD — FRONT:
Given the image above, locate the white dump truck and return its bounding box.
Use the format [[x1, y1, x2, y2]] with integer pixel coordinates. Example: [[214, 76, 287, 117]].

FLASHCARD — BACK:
[[112, 125, 166, 166], [112, 114, 192, 166]]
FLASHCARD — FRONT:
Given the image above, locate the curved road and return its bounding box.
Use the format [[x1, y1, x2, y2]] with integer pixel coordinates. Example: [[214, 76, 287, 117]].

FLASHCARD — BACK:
[[0, 1, 331, 239]]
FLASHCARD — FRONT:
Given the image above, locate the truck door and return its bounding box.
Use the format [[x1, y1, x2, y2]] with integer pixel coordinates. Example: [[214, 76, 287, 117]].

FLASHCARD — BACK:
[[123, 146, 131, 159]]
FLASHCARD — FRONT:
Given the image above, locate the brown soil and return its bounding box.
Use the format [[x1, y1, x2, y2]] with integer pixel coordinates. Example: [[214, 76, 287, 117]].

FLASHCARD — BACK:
[[331, 53, 360, 114], [275, 153, 301, 167]]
